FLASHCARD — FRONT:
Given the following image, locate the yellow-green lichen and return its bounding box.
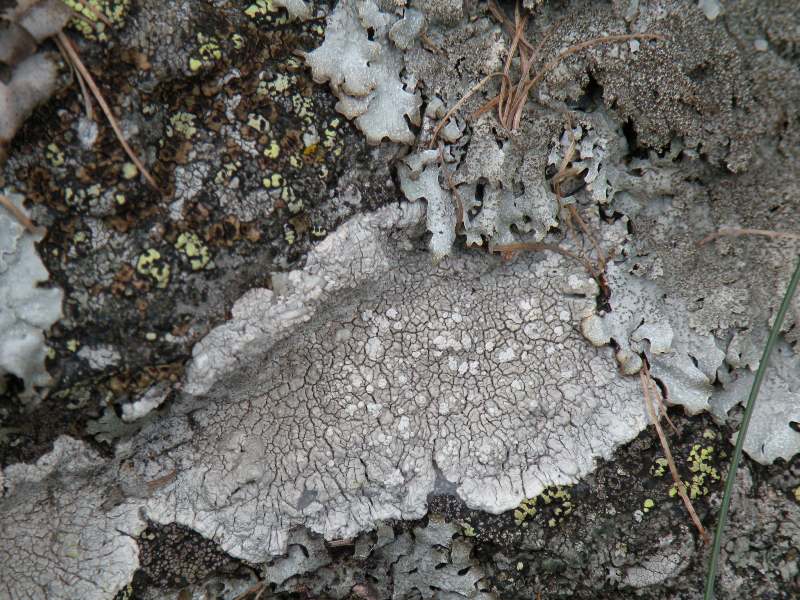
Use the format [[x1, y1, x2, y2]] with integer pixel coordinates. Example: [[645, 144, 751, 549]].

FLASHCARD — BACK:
[[122, 162, 138, 180], [46, 143, 65, 167], [145, 332, 158, 342], [66, 339, 80, 352], [168, 112, 198, 139], [63, 0, 130, 41], [651, 457, 669, 477], [514, 485, 574, 527], [244, 0, 274, 18], [264, 140, 280, 158], [190, 33, 222, 71], [460, 521, 476, 537], [291, 94, 315, 121], [231, 33, 245, 50], [794, 486, 800, 503], [284, 225, 296, 245], [136, 249, 171, 288], [667, 444, 721, 500], [175, 232, 211, 270], [281, 186, 302, 213], [262, 173, 284, 189], [643, 498, 655, 513], [214, 161, 241, 185]]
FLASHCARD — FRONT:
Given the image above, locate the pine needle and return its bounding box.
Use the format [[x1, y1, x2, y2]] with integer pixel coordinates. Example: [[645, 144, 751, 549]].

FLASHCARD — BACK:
[[0, 194, 44, 235], [703, 253, 800, 599], [57, 32, 160, 190], [641, 365, 710, 544], [429, 72, 507, 147]]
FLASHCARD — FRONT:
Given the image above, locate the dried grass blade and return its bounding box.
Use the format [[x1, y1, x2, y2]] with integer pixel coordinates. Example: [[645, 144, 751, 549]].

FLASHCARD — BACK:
[[0, 194, 43, 235], [58, 32, 160, 190], [641, 367, 710, 544], [704, 253, 800, 599], [430, 72, 507, 147]]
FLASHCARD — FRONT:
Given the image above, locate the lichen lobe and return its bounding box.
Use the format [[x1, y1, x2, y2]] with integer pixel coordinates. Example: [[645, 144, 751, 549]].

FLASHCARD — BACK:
[[137, 207, 646, 562]]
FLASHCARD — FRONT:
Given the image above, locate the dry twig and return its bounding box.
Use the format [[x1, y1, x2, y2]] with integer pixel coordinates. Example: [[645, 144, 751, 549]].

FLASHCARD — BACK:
[[57, 32, 160, 190], [0, 194, 44, 235], [698, 227, 800, 246], [432, 1, 665, 141], [641, 365, 710, 544]]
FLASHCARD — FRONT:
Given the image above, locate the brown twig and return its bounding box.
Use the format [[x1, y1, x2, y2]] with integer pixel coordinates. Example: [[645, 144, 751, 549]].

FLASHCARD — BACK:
[[55, 35, 94, 120], [73, 1, 114, 27], [490, 240, 595, 273], [698, 227, 800, 247], [641, 366, 710, 544], [57, 32, 160, 190], [0, 194, 44, 235], [508, 33, 664, 131], [429, 72, 508, 147]]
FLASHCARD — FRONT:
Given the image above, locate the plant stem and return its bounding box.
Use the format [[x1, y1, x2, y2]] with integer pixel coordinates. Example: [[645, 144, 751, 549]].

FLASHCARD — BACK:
[[704, 253, 800, 599]]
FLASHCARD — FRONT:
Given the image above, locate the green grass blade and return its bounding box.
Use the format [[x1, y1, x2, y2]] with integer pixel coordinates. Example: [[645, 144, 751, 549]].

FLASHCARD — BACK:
[[704, 254, 800, 600]]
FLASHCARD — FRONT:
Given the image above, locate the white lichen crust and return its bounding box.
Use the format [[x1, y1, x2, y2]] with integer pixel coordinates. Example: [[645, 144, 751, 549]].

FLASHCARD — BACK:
[[134, 204, 646, 562], [0, 437, 145, 600]]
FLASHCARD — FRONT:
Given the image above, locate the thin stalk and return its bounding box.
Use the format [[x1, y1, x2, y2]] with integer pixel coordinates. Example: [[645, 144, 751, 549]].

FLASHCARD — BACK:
[[57, 32, 160, 190], [704, 253, 800, 599]]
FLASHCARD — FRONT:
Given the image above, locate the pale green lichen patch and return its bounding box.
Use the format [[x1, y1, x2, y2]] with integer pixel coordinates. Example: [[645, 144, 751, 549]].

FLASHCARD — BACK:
[[136, 249, 171, 288], [175, 232, 212, 271], [63, 0, 131, 41], [168, 112, 198, 139], [190, 33, 223, 72], [513, 485, 574, 527], [46, 143, 65, 167], [642, 498, 655, 513], [666, 443, 722, 500], [121, 162, 138, 180]]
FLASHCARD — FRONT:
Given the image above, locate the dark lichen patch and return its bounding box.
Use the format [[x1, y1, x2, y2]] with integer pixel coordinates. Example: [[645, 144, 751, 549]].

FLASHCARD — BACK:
[[137, 522, 251, 590], [0, 0, 396, 466]]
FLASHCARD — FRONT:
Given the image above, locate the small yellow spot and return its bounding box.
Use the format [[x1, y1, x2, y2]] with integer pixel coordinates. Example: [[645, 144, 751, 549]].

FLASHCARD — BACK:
[[46, 143, 65, 167], [115, 194, 126, 205], [244, 0, 274, 18], [794, 486, 800, 503], [169, 112, 198, 139], [145, 332, 158, 341], [231, 33, 244, 49], [122, 162, 138, 179], [460, 521, 476, 537], [264, 140, 280, 158], [262, 173, 283, 188], [270, 73, 292, 93], [136, 249, 170, 288], [643, 498, 655, 513], [289, 155, 301, 168], [176, 232, 211, 270], [189, 57, 203, 71], [66, 339, 80, 352], [516, 562, 524, 571], [74, 231, 87, 243], [46, 346, 56, 360]]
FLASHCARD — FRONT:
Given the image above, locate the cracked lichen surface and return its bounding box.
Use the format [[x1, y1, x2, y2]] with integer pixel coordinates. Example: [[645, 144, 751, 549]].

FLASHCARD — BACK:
[[0, 205, 647, 597], [131, 204, 646, 562]]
